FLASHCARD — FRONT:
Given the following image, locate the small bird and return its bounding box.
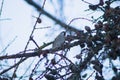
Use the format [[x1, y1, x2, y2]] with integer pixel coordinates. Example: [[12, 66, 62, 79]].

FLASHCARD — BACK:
[[52, 31, 66, 49]]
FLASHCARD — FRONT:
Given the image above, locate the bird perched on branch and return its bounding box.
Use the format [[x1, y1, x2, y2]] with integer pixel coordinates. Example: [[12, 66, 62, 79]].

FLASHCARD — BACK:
[[52, 31, 66, 49]]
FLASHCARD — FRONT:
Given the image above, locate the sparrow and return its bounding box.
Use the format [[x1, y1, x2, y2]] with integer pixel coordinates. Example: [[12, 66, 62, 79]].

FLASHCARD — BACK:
[[52, 31, 66, 49]]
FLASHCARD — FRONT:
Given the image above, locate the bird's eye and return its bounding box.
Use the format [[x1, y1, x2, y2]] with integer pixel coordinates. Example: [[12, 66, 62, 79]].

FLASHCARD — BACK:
[[63, 32, 66, 35]]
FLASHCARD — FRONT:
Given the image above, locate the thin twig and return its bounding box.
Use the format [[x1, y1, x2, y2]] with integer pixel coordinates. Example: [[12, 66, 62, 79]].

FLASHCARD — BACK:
[[0, 0, 4, 17], [86, 71, 95, 80], [30, 36, 39, 48], [0, 58, 27, 75], [68, 17, 93, 26], [25, 0, 82, 32], [0, 36, 17, 55]]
